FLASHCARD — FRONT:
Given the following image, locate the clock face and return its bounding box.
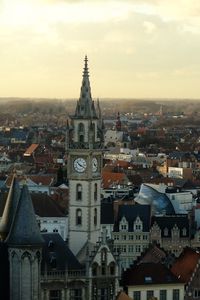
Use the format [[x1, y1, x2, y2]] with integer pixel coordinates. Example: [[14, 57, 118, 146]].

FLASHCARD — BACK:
[[74, 158, 87, 173], [92, 157, 98, 172]]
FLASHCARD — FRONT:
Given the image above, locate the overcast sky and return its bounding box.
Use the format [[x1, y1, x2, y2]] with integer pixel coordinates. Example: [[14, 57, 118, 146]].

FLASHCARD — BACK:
[[0, 0, 200, 99]]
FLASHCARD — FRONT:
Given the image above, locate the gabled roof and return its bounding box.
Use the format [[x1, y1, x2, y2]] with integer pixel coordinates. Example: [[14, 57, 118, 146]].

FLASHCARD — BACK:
[[116, 291, 133, 300], [138, 244, 167, 264], [24, 143, 39, 156], [151, 215, 189, 238], [6, 185, 44, 246], [0, 192, 65, 218], [41, 233, 82, 271], [102, 171, 128, 188], [114, 204, 151, 232], [32, 193, 66, 217], [122, 262, 183, 286], [171, 247, 200, 283]]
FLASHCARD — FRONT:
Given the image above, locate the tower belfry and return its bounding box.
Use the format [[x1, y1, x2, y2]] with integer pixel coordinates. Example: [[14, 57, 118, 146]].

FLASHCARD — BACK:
[[67, 57, 104, 255]]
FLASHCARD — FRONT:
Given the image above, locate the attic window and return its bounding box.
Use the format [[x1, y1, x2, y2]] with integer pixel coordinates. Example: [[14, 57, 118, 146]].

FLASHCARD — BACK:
[[48, 240, 54, 248], [182, 228, 187, 236], [145, 276, 152, 283]]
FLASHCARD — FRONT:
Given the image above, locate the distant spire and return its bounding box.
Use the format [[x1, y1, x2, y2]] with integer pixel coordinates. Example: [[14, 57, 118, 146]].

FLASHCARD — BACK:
[[0, 176, 20, 241], [116, 112, 122, 131], [74, 56, 97, 119]]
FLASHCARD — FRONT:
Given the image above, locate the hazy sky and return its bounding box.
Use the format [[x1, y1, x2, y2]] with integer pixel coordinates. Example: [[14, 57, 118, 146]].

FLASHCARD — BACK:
[[0, 0, 200, 99]]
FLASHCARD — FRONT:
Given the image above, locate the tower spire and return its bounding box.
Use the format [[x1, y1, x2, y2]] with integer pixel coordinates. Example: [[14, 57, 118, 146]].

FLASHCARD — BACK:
[[74, 56, 97, 119]]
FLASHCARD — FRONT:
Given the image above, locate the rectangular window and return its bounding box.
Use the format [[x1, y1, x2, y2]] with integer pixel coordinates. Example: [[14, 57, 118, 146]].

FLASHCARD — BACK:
[[173, 289, 180, 300], [133, 291, 141, 300], [147, 290, 154, 300], [160, 290, 167, 300], [136, 245, 141, 253], [49, 290, 61, 300], [70, 289, 82, 300], [129, 235, 134, 240]]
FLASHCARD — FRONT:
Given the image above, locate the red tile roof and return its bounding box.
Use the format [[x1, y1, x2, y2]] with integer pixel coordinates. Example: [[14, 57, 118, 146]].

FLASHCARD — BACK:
[[102, 171, 128, 188], [123, 262, 183, 286], [116, 291, 133, 300], [171, 247, 200, 283], [24, 143, 39, 156]]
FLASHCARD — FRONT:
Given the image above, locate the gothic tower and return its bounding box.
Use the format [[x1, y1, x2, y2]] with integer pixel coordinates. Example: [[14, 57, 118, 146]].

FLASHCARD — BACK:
[[67, 56, 104, 255], [0, 177, 44, 300]]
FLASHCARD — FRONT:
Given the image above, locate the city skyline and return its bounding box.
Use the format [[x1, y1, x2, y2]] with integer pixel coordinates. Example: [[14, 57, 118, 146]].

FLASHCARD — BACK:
[[0, 0, 200, 99]]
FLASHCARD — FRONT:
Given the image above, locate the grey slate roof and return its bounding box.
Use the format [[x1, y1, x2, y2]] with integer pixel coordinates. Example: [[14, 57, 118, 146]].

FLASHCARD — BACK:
[[114, 204, 151, 232], [41, 233, 82, 271], [0, 177, 20, 241], [6, 185, 44, 246], [101, 202, 114, 224], [151, 215, 190, 238]]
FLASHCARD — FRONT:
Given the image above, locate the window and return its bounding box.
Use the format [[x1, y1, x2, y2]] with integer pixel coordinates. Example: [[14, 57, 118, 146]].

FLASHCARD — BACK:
[[182, 227, 187, 236], [143, 234, 148, 240], [94, 208, 97, 226], [76, 209, 82, 226], [147, 290, 154, 300], [114, 235, 119, 240], [70, 289, 82, 300], [53, 229, 58, 233], [194, 289, 200, 298], [164, 228, 168, 236], [136, 235, 141, 240], [78, 123, 85, 143], [128, 245, 134, 252], [49, 290, 61, 300], [122, 235, 127, 240], [160, 290, 167, 300], [133, 291, 141, 300], [94, 183, 98, 201], [173, 289, 180, 300], [136, 245, 141, 253], [121, 246, 127, 253], [76, 184, 82, 201], [101, 248, 107, 262]]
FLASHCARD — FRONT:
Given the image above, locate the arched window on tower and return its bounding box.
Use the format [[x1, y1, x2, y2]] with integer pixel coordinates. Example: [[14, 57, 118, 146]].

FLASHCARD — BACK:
[[94, 183, 98, 201], [94, 208, 97, 226], [78, 123, 85, 143], [76, 184, 82, 201], [76, 209, 82, 226]]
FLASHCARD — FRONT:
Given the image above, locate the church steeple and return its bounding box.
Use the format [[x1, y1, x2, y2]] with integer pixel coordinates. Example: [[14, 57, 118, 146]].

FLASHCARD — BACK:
[[74, 56, 97, 119]]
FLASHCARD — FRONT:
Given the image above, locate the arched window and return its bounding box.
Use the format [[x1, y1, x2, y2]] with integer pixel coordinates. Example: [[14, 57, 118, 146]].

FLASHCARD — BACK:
[[76, 184, 82, 201], [78, 123, 85, 143], [94, 208, 97, 226], [94, 183, 98, 201], [101, 248, 107, 262], [76, 209, 82, 226]]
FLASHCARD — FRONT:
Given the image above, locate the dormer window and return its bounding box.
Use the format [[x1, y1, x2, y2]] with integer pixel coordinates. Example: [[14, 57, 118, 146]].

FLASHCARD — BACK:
[[164, 228, 168, 236], [134, 216, 143, 232], [182, 227, 187, 236], [120, 216, 128, 232]]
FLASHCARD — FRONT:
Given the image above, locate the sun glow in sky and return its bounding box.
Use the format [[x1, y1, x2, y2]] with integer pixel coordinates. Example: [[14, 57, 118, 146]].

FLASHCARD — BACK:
[[1, 0, 200, 99]]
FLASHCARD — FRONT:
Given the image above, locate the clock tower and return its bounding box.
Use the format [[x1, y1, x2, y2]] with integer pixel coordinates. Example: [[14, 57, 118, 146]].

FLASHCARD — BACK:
[[67, 56, 104, 255]]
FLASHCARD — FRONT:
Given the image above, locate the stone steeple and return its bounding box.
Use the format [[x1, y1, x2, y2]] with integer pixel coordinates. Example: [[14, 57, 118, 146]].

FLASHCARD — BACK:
[[6, 184, 44, 246], [0, 176, 20, 241], [74, 56, 97, 119]]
